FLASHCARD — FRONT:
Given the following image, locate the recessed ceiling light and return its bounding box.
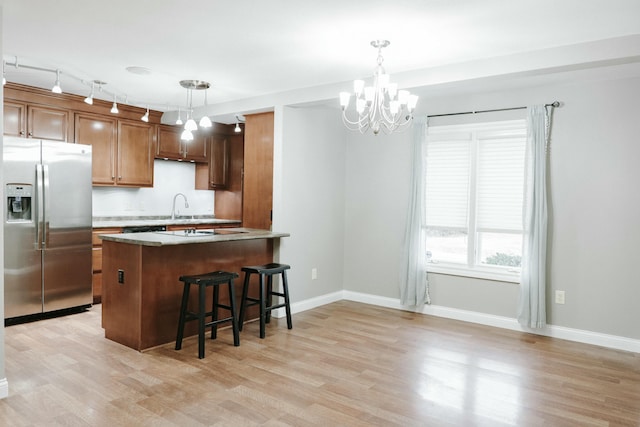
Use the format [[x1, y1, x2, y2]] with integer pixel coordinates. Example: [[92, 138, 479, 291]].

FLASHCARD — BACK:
[[126, 66, 152, 75]]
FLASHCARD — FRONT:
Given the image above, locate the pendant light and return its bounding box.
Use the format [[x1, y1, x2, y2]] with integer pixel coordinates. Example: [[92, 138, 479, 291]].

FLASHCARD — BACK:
[[179, 80, 211, 141], [176, 106, 183, 125], [198, 89, 212, 128], [184, 89, 197, 131]]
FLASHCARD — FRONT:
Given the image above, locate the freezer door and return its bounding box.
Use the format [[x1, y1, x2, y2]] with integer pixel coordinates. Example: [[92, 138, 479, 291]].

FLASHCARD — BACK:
[[3, 138, 43, 318], [41, 141, 93, 312]]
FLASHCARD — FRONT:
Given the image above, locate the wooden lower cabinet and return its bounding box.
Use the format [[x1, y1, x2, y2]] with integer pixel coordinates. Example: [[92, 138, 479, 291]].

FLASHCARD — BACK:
[[92, 227, 122, 303]]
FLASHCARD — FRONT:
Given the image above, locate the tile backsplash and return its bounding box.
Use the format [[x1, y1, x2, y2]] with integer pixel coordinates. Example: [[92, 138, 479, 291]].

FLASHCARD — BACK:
[[92, 160, 215, 217]]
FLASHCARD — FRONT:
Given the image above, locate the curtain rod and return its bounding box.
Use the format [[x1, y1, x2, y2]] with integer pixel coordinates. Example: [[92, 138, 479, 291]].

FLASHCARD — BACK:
[[426, 101, 560, 118]]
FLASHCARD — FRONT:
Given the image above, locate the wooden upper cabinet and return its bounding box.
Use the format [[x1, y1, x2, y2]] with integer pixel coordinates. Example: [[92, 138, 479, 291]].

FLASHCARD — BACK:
[[74, 114, 154, 187], [156, 125, 207, 162], [3, 101, 71, 142], [117, 120, 155, 187], [3, 101, 26, 137], [75, 113, 117, 185], [209, 136, 229, 189]]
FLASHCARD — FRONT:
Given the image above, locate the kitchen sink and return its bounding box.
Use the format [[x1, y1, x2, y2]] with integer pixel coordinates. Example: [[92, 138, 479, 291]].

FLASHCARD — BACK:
[[154, 229, 246, 237]]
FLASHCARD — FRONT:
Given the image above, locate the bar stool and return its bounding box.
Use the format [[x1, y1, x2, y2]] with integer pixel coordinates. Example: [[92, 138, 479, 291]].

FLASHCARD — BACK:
[[239, 263, 292, 338], [175, 270, 240, 359]]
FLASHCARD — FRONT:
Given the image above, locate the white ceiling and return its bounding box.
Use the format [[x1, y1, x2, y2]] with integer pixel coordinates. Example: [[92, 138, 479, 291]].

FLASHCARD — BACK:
[[3, 0, 640, 122]]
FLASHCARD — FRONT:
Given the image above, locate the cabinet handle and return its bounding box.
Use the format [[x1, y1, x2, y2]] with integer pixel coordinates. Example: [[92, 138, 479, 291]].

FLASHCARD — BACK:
[[118, 176, 122, 180], [20, 130, 25, 135], [28, 132, 33, 137]]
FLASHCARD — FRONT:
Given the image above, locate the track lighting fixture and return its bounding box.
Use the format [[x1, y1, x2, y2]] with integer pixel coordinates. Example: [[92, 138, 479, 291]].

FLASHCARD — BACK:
[[110, 94, 119, 114], [176, 106, 183, 125], [4, 58, 167, 123], [84, 82, 95, 105], [234, 115, 242, 133], [51, 69, 62, 93]]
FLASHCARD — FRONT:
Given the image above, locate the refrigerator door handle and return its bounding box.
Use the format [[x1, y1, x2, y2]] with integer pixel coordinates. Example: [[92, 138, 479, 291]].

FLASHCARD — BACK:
[[42, 164, 51, 248], [36, 164, 45, 250]]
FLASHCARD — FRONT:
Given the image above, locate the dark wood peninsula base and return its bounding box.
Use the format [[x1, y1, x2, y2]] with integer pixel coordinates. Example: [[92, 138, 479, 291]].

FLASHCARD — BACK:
[[100, 229, 288, 351]]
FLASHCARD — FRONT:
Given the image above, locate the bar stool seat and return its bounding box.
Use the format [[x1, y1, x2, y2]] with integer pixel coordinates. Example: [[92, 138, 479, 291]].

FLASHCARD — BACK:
[[239, 263, 292, 338], [175, 270, 240, 359]]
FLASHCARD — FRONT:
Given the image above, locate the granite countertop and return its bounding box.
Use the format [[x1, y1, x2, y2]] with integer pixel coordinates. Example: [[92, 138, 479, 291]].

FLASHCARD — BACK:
[[98, 227, 289, 247], [93, 215, 241, 228]]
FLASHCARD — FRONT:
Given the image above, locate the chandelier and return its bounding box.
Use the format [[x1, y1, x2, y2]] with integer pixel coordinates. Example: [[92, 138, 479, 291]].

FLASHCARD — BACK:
[[339, 40, 418, 135]]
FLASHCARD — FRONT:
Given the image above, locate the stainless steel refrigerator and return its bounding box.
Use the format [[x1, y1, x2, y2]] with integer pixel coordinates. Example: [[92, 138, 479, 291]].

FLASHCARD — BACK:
[[4, 137, 93, 320]]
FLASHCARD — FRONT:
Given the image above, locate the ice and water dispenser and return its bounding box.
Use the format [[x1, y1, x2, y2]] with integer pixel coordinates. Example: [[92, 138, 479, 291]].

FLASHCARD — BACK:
[[6, 184, 33, 222]]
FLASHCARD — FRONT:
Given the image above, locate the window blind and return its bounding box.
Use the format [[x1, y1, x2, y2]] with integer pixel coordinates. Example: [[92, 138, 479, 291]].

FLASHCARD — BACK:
[[476, 137, 525, 232], [425, 139, 470, 229]]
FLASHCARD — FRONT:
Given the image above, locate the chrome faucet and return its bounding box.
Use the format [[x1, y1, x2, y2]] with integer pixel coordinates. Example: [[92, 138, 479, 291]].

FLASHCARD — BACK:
[[171, 193, 189, 219]]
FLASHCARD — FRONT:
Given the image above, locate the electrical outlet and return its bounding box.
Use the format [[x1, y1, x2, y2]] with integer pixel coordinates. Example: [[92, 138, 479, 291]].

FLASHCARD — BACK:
[[555, 290, 565, 304], [311, 268, 318, 280], [118, 269, 125, 284]]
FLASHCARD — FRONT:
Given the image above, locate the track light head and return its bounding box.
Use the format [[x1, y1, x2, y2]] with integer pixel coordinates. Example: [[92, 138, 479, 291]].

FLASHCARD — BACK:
[[141, 107, 150, 122], [51, 70, 62, 94], [84, 82, 95, 105]]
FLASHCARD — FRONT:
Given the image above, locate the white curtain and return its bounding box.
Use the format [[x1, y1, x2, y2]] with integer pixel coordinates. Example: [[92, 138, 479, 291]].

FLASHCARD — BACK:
[[399, 119, 431, 306], [517, 105, 549, 328]]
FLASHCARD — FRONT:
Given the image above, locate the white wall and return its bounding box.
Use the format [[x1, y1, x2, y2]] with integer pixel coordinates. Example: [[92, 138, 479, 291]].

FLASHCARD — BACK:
[[275, 106, 347, 302], [92, 160, 216, 218], [342, 70, 640, 340]]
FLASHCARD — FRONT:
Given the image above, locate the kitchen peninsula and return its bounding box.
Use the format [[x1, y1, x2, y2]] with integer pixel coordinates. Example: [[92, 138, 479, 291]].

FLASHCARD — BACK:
[[99, 228, 289, 351]]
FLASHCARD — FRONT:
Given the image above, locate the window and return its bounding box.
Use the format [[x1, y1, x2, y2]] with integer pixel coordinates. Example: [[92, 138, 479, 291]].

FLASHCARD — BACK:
[[425, 120, 526, 282]]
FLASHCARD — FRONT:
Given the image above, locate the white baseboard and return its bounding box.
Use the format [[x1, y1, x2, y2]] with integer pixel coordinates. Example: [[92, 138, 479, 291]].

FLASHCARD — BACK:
[[0, 377, 8, 399], [275, 289, 640, 354]]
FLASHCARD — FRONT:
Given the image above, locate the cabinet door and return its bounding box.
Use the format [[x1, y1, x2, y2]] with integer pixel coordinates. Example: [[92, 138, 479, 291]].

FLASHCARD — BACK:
[[117, 120, 155, 187], [209, 136, 229, 189], [156, 125, 208, 162], [185, 132, 208, 162], [3, 101, 26, 137], [75, 114, 117, 185], [156, 125, 183, 159], [28, 105, 70, 142]]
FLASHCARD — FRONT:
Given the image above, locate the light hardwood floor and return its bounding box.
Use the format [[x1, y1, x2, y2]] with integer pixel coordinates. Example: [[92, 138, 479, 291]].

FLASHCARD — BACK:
[[1, 301, 639, 426]]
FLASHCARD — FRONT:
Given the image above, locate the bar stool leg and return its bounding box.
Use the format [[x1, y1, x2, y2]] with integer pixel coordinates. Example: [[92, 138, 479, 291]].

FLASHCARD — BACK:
[[265, 274, 273, 324], [211, 283, 219, 340], [198, 283, 206, 359], [259, 273, 266, 339], [228, 279, 240, 346], [282, 270, 293, 329], [238, 271, 251, 331], [175, 282, 191, 350]]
